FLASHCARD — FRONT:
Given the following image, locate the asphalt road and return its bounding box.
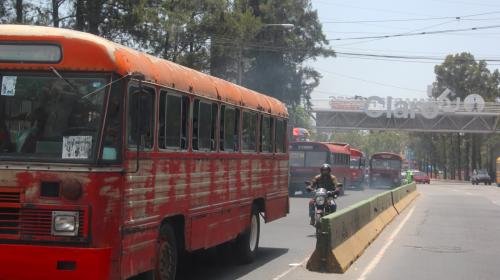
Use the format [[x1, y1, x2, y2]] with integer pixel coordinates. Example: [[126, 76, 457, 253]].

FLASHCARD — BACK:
[[180, 187, 389, 280], [286, 181, 500, 280]]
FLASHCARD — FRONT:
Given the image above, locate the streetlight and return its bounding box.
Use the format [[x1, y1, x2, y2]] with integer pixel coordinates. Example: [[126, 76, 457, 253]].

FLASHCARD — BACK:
[[237, 23, 294, 85]]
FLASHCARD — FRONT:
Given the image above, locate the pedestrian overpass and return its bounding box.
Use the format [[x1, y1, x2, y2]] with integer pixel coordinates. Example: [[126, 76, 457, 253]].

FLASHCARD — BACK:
[[311, 96, 500, 134]]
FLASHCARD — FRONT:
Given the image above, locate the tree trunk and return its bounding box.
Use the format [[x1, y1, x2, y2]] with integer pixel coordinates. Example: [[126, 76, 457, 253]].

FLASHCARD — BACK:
[[471, 134, 477, 172], [442, 135, 448, 179], [450, 134, 456, 180], [465, 135, 471, 180], [52, 0, 60, 27], [477, 135, 482, 168], [15, 0, 23, 23], [87, 0, 101, 35], [75, 0, 85, 31], [457, 133, 462, 180]]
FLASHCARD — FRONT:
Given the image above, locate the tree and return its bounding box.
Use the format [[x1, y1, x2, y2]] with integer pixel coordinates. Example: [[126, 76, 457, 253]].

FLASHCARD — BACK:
[[244, 0, 334, 106], [431, 53, 500, 178], [15, 0, 23, 23]]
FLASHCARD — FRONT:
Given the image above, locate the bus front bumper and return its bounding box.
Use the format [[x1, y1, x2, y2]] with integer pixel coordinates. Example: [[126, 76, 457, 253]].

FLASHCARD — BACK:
[[0, 244, 112, 280]]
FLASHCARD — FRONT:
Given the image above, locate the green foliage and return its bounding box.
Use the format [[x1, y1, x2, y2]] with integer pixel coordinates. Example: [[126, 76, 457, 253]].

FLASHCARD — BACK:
[[409, 54, 500, 179], [288, 105, 312, 129], [433, 52, 500, 101], [1, 0, 330, 105]]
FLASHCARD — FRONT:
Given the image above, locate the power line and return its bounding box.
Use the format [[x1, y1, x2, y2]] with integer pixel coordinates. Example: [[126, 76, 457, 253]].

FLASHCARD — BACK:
[[315, 67, 427, 93], [328, 24, 500, 41], [322, 10, 500, 24], [335, 51, 500, 62]]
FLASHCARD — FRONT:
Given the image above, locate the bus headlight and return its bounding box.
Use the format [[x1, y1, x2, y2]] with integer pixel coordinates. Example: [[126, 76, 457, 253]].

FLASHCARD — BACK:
[[52, 211, 79, 236]]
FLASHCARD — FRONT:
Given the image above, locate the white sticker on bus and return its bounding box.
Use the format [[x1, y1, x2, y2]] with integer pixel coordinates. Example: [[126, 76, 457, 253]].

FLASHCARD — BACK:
[[1, 76, 17, 96], [62, 136, 92, 159]]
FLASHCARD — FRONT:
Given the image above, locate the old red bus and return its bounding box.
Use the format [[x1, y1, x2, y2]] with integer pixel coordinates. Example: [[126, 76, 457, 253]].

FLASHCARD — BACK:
[[289, 141, 350, 196], [349, 148, 366, 190], [0, 25, 289, 280], [369, 152, 403, 188]]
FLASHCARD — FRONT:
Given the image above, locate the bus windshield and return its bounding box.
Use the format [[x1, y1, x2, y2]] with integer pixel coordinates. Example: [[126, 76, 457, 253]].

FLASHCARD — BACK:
[[350, 157, 360, 168], [290, 151, 328, 167], [0, 73, 108, 162], [371, 159, 402, 170]]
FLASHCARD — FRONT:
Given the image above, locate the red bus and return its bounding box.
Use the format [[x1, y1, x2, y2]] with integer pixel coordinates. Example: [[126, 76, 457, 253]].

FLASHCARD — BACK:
[[349, 148, 366, 189], [369, 152, 403, 188], [0, 25, 289, 280], [289, 142, 350, 196]]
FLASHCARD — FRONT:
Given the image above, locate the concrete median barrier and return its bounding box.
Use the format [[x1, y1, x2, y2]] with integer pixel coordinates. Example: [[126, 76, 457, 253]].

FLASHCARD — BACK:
[[306, 183, 418, 273]]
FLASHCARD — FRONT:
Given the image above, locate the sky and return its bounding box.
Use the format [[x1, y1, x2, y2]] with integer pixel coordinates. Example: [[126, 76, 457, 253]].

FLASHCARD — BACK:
[[308, 0, 500, 100]]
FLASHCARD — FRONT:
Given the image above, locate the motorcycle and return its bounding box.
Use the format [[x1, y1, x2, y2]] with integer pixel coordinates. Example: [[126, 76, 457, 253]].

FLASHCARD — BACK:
[[306, 182, 340, 232]]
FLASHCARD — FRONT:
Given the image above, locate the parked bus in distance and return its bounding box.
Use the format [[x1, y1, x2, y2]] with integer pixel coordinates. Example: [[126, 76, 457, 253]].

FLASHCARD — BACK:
[[289, 142, 350, 196], [369, 152, 403, 188], [0, 25, 289, 280], [350, 148, 366, 190]]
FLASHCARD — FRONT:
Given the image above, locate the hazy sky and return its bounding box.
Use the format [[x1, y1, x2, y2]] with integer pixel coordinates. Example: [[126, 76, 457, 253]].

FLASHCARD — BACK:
[[308, 0, 500, 100]]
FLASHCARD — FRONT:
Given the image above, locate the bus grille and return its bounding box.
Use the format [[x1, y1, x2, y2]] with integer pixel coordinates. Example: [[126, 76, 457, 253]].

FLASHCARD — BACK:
[[0, 208, 85, 239], [0, 191, 21, 203]]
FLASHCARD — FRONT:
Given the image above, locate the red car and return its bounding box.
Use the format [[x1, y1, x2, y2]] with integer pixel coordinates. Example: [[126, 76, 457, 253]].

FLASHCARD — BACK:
[[413, 171, 431, 184]]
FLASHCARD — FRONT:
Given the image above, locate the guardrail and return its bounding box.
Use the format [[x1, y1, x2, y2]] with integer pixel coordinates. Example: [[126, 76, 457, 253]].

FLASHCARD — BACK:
[[306, 183, 419, 273]]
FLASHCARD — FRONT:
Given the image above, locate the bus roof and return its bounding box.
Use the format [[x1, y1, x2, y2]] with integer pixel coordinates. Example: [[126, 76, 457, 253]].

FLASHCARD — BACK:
[[290, 141, 351, 155], [371, 152, 402, 160], [350, 148, 364, 157], [0, 25, 287, 117]]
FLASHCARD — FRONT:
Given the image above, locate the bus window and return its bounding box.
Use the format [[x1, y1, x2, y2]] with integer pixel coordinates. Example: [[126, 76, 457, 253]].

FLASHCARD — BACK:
[[260, 115, 273, 153], [220, 106, 240, 152], [193, 99, 216, 151], [305, 151, 327, 167], [275, 119, 286, 153], [102, 82, 123, 161], [159, 91, 189, 150], [242, 111, 257, 152], [128, 86, 155, 150]]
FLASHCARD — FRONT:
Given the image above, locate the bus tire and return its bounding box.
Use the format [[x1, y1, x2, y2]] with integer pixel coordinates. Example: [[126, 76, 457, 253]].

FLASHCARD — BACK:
[[155, 223, 178, 280], [234, 207, 260, 264]]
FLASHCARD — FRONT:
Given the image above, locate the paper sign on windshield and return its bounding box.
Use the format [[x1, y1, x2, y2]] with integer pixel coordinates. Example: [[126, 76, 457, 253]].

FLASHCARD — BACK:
[[62, 136, 92, 159], [1, 76, 17, 96]]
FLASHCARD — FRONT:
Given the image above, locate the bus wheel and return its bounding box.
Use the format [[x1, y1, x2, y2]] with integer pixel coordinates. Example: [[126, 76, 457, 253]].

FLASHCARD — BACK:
[[155, 224, 178, 280], [234, 207, 260, 264]]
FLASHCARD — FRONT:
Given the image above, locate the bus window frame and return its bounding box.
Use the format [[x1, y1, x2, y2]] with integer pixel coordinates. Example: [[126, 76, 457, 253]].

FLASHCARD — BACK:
[[158, 90, 191, 151], [242, 110, 258, 153], [126, 83, 156, 152], [274, 118, 287, 154], [192, 98, 217, 152], [98, 74, 124, 164], [259, 114, 274, 154], [220, 105, 240, 153]]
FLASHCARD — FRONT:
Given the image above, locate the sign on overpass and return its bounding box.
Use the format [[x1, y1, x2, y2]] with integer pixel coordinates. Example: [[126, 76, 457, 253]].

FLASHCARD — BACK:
[[312, 94, 500, 133]]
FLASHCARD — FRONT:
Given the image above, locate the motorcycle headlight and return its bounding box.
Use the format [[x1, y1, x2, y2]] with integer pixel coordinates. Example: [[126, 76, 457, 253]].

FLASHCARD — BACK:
[[52, 211, 79, 237], [316, 196, 325, 205]]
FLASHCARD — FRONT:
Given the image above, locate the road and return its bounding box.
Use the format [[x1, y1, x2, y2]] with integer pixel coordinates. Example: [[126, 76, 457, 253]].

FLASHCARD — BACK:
[[181, 187, 388, 280], [286, 181, 500, 280], [182, 182, 500, 280]]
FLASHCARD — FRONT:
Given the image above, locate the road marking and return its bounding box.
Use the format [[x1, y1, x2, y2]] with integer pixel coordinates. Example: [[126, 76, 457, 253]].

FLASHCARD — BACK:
[[272, 255, 310, 280], [357, 205, 416, 280]]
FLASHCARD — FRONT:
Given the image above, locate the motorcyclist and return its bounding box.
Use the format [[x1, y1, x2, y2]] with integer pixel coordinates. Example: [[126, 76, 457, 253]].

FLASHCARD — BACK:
[[307, 163, 342, 225], [406, 170, 414, 184]]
